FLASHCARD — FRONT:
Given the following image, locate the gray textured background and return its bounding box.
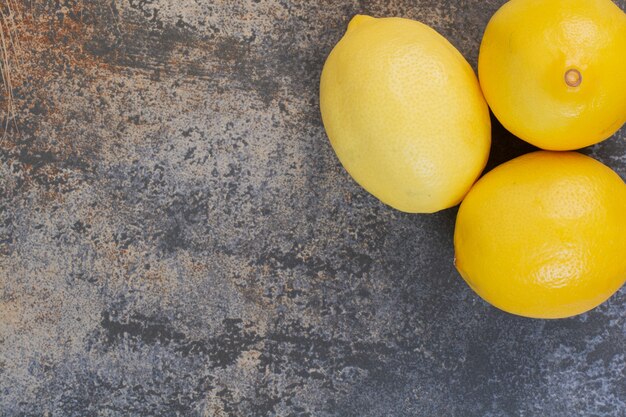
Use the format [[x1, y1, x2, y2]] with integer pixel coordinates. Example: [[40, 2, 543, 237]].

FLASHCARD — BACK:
[[1, 1, 626, 416]]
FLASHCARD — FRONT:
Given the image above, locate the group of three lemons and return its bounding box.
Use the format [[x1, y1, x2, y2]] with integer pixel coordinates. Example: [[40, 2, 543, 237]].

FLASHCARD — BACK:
[[320, 0, 626, 319]]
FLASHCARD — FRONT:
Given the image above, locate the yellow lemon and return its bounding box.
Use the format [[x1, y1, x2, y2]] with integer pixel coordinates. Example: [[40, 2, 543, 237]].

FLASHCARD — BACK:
[[454, 151, 626, 319], [320, 15, 491, 213], [478, 0, 626, 151]]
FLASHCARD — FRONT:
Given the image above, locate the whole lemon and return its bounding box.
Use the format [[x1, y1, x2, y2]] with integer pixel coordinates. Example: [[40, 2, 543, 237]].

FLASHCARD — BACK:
[[320, 16, 491, 213], [455, 151, 626, 319], [478, 0, 626, 151]]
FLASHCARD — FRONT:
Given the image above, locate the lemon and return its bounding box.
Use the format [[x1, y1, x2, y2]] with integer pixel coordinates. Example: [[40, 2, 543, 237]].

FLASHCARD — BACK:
[[478, 0, 626, 151], [454, 151, 626, 319], [320, 15, 491, 213]]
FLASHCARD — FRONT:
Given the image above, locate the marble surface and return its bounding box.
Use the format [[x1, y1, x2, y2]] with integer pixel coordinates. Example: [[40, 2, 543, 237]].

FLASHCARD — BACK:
[[1, 1, 625, 416]]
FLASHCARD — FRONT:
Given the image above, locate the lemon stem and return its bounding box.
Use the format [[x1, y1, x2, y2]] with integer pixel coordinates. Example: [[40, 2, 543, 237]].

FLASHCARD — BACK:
[[564, 69, 582, 87]]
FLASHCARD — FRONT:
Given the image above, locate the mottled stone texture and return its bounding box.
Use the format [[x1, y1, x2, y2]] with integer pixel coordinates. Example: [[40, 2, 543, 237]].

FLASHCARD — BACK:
[[1, 0, 625, 416]]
